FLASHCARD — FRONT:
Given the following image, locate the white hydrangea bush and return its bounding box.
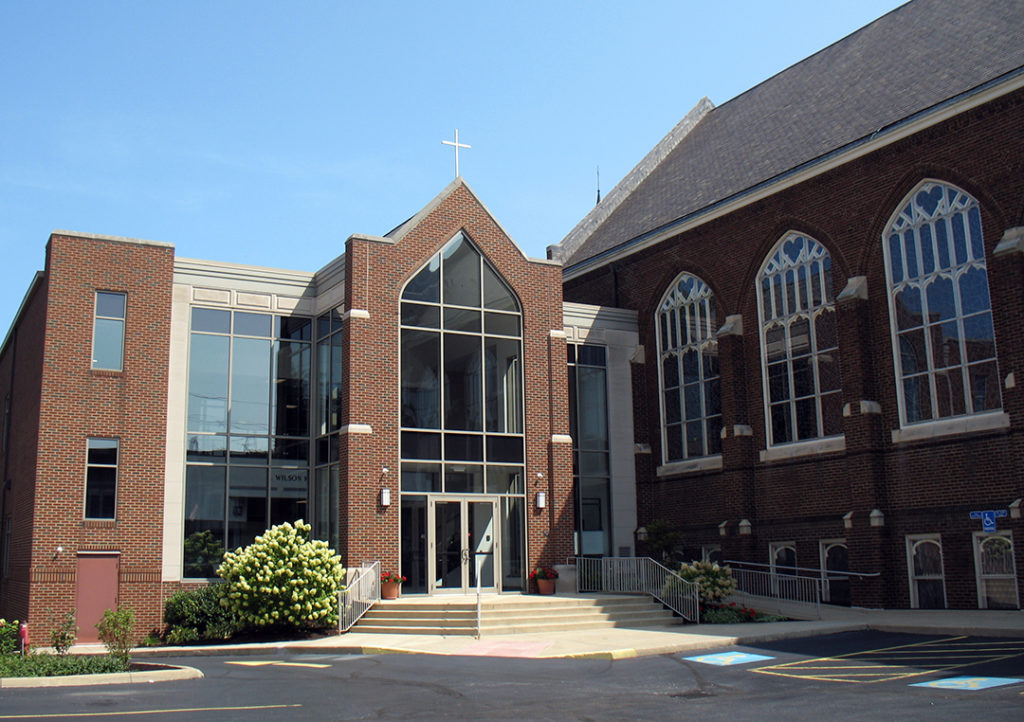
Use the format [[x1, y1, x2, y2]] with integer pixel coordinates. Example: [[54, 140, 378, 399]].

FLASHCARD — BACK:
[[674, 560, 737, 603], [217, 520, 345, 629]]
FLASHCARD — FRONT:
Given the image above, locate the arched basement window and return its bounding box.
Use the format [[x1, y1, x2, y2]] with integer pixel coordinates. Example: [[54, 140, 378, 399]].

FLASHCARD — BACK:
[[656, 272, 721, 462], [757, 233, 841, 446], [883, 180, 1001, 425]]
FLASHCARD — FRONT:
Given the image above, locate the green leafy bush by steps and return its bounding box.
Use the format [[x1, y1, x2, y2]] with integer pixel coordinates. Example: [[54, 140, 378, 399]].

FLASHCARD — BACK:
[[163, 584, 242, 643], [217, 520, 345, 630], [673, 560, 738, 604], [0, 619, 20, 656]]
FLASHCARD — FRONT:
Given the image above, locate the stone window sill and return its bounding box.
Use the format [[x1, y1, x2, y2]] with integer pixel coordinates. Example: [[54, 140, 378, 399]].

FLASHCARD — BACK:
[[891, 412, 1010, 444], [656, 455, 723, 477], [760, 435, 846, 462]]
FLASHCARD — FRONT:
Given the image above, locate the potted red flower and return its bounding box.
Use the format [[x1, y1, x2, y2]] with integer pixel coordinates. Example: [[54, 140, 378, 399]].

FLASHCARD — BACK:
[[529, 566, 559, 595], [381, 572, 406, 600]]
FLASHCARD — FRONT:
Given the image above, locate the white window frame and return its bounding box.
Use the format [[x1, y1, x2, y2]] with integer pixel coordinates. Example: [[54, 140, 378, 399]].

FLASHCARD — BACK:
[[701, 544, 722, 564], [972, 531, 1019, 610], [655, 272, 721, 463], [882, 180, 1001, 428], [819, 538, 849, 605], [906, 534, 946, 609], [756, 233, 841, 447], [91, 291, 126, 371]]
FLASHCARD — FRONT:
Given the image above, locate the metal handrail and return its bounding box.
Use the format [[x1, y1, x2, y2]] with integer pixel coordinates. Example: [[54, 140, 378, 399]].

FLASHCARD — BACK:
[[575, 556, 700, 623], [723, 559, 879, 578], [338, 561, 380, 633], [726, 565, 822, 618], [475, 564, 482, 640]]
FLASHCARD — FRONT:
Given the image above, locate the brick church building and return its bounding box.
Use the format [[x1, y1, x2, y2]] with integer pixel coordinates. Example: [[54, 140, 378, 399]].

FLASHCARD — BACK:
[[1, 0, 1022, 639]]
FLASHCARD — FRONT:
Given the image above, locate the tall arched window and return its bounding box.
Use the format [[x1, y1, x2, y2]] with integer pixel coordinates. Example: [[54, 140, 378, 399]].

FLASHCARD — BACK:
[[757, 233, 841, 446], [399, 232, 524, 472], [656, 273, 721, 463], [883, 181, 1000, 425]]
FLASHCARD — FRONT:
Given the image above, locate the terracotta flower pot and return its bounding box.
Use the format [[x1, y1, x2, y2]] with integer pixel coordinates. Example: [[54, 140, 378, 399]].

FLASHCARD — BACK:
[[536, 578, 556, 595], [381, 580, 401, 599]]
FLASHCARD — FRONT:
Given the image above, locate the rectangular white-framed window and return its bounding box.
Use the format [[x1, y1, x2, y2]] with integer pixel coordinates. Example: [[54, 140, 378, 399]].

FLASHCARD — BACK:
[[92, 291, 126, 371], [85, 438, 118, 519], [973, 532, 1019, 610], [906, 534, 946, 609]]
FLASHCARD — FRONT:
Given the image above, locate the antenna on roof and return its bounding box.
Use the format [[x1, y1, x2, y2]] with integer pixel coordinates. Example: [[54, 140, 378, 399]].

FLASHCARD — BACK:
[[596, 166, 601, 205]]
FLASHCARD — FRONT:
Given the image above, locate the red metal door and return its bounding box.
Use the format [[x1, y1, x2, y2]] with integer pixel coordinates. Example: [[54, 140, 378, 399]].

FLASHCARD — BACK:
[[75, 554, 119, 643]]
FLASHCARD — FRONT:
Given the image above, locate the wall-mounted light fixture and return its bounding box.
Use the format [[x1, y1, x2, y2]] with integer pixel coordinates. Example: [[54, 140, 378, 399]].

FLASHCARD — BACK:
[[635, 526, 648, 542], [535, 491, 546, 509], [738, 519, 752, 536], [379, 467, 390, 506]]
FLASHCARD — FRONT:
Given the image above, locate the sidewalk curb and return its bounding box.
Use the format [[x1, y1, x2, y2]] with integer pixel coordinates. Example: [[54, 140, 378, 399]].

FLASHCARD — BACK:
[[0, 665, 203, 689]]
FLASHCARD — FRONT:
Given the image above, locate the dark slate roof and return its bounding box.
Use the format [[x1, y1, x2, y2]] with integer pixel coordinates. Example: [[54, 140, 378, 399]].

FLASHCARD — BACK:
[[558, 0, 1024, 270]]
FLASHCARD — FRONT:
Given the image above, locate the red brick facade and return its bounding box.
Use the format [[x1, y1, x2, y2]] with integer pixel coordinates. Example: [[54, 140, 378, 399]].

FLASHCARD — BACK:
[[563, 88, 1024, 609], [0, 233, 174, 639]]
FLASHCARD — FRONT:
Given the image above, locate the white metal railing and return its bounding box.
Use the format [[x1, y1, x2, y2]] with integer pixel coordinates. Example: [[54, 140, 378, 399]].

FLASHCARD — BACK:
[[724, 559, 879, 618], [338, 561, 380, 633], [574, 556, 700, 623]]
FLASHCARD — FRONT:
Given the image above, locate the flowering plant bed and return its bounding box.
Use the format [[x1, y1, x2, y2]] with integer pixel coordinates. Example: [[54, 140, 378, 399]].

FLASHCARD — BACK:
[[381, 572, 406, 584], [528, 566, 559, 580], [700, 602, 788, 624]]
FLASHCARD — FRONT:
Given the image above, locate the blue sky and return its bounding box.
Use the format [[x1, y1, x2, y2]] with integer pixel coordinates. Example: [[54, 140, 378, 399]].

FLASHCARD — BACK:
[[1, 1, 904, 334]]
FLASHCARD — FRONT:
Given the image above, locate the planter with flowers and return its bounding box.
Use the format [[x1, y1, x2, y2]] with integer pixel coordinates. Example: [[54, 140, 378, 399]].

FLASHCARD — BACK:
[[529, 566, 559, 595], [381, 572, 406, 600]]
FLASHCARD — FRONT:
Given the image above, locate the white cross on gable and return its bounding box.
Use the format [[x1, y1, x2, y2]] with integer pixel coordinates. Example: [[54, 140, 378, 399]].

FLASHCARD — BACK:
[[442, 128, 471, 177]]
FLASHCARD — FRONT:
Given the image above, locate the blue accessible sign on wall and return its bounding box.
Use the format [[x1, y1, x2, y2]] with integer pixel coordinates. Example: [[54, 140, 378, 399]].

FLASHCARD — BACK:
[[969, 509, 1008, 532]]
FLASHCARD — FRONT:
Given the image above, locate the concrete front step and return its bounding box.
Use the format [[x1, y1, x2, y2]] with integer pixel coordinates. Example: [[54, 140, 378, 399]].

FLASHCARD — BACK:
[[352, 594, 682, 635]]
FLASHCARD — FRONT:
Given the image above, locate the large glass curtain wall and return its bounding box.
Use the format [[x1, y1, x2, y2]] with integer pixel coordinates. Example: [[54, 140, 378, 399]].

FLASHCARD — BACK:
[[568, 344, 610, 556], [314, 311, 343, 550], [184, 308, 317, 577], [399, 233, 526, 593]]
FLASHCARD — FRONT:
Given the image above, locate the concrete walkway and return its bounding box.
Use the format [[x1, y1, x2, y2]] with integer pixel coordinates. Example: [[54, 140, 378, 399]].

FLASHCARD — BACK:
[[24, 595, 1024, 664], [121, 594, 1023, 661]]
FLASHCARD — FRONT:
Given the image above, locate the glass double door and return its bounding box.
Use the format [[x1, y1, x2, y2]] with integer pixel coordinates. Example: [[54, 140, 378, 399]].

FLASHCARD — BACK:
[[430, 496, 499, 594]]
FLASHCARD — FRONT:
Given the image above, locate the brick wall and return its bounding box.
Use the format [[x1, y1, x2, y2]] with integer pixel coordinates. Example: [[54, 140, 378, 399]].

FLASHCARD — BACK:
[[0, 275, 48, 622], [565, 88, 1024, 608], [25, 233, 174, 639]]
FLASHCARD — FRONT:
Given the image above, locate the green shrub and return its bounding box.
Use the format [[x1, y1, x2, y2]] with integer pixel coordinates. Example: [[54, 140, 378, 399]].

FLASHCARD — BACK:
[[96, 606, 135, 666], [217, 520, 345, 630], [49, 611, 77, 655], [674, 560, 737, 604], [164, 584, 242, 642], [0, 653, 127, 678], [0, 618, 20, 656]]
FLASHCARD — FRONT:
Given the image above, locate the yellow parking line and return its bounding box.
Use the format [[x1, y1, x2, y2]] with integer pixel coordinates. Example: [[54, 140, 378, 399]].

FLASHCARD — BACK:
[[273, 662, 331, 669], [0, 704, 302, 718]]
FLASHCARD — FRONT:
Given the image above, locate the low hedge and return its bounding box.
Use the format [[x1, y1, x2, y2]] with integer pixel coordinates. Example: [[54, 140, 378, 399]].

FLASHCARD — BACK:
[[0, 653, 128, 678]]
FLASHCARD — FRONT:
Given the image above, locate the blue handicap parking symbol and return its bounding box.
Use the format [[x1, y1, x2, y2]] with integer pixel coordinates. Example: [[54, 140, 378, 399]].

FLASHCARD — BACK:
[[910, 676, 1022, 691], [683, 652, 775, 666]]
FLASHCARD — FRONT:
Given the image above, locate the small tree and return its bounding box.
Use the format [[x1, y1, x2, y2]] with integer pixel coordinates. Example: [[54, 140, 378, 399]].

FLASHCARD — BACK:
[[643, 518, 682, 562], [217, 520, 345, 630], [96, 605, 135, 667], [49, 611, 77, 655]]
